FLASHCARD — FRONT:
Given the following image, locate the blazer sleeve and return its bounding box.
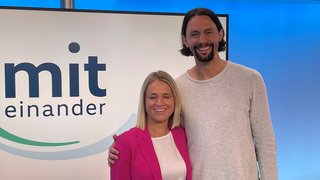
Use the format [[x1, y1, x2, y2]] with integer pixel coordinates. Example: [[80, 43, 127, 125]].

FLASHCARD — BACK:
[[110, 135, 131, 180]]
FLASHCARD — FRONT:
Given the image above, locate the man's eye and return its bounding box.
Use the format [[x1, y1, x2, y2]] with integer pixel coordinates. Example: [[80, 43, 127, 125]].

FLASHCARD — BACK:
[[191, 33, 198, 37]]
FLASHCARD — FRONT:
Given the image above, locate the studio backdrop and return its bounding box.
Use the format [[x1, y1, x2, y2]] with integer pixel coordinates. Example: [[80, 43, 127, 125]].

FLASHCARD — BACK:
[[0, 7, 228, 180]]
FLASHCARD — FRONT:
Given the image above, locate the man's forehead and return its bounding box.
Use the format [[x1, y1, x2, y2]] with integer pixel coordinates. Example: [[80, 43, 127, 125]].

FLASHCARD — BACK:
[[186, 15, 218, 31]]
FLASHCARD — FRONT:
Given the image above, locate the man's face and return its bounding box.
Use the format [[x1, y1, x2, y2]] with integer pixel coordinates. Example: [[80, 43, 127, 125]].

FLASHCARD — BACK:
[[183, 15, 223, 62]]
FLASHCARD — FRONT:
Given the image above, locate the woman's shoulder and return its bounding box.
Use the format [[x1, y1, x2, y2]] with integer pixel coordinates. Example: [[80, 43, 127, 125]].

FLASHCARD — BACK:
[[118, 127, 141, 139], [171, 126, 186, 135], [114, 127, 141, 149]]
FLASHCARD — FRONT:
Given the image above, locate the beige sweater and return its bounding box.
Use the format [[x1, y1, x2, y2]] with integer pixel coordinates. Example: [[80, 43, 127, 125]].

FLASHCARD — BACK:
[[176, 61, 277, 180]]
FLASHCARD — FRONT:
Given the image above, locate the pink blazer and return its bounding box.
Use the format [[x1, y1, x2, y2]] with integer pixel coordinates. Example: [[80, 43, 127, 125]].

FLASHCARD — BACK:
[[110, 127, 192, 180]]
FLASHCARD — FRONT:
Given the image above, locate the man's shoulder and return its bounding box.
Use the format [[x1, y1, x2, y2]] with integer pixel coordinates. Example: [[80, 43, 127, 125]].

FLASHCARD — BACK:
[[175, 71, 187, 80], [228, 61, 254, 71], [175, 71, 188, 86], [227, 61, 262, 77]]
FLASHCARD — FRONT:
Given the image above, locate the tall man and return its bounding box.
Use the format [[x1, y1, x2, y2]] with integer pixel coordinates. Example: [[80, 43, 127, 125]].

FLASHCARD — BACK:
[[109, 8, 278, 180]]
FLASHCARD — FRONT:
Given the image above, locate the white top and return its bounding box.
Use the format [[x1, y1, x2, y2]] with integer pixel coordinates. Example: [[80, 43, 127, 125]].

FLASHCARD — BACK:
[[152, 132, 186, 180], [175, 61, 278, 180]]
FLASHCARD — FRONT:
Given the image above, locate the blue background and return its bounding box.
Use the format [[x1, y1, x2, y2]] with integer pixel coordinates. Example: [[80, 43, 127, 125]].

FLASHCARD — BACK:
[[1, 1, 319, 179]]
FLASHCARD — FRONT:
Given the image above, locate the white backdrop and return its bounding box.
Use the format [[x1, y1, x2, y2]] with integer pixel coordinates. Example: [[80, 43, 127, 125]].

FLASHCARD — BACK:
[[0, 8, 227, 180]]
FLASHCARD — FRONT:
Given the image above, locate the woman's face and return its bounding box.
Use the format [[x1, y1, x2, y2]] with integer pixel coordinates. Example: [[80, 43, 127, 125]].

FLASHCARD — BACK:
[[145, 79, 174, 126]]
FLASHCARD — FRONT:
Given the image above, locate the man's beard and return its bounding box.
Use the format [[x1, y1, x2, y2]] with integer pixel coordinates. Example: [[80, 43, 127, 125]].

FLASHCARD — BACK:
[[193, 43, 214, 62]]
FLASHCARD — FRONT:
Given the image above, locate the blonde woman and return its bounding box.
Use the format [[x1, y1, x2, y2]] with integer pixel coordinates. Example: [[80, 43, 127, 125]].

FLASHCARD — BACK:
[[110, 70, 192, 180]]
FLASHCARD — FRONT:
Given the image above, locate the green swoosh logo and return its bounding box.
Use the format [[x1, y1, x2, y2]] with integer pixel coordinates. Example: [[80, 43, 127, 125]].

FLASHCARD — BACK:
[[0, 128, 79, 146]]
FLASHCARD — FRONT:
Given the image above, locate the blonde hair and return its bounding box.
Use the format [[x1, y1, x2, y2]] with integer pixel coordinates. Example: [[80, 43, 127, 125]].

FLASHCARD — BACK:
[[136, 70, 183, 130]]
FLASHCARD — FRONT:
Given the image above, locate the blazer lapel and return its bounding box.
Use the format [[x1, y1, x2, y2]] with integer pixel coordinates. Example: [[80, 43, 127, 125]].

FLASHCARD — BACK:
[[171, 128, 187, 161], [137, 128, 162, 180], [171, 127, 192, 180]]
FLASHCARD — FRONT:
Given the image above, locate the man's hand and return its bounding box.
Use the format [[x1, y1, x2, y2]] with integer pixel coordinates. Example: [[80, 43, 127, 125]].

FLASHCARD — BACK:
[[107, 134, 119, 167]]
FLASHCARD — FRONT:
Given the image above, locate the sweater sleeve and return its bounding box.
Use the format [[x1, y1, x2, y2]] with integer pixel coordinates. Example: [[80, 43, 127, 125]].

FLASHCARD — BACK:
[[110, 135, 131, 180], [249, 71, 278, 180]]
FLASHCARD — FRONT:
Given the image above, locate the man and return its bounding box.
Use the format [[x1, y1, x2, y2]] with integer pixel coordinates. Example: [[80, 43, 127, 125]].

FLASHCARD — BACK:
[[109, 8, 278, 180]]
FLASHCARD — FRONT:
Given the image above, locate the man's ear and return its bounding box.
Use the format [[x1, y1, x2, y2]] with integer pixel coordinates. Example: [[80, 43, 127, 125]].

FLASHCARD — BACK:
[[218, 29, 224, 41], [182, 36, 188, 48]]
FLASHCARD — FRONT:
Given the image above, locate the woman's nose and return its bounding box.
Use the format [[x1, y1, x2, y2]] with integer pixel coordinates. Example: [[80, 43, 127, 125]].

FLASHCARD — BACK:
[[155, 98, 163, 105]]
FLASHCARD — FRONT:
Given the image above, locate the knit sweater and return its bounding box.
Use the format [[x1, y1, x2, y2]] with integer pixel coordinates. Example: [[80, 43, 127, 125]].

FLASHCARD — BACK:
[[175, 61, 277, 180]]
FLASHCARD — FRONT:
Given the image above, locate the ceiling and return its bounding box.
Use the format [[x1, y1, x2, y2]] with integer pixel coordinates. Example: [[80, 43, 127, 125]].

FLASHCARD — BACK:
[[218, 0, 320, 3]]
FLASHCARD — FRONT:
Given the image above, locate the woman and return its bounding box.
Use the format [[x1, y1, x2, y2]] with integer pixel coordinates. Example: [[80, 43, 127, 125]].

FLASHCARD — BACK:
[[111, 70, 192, 180]]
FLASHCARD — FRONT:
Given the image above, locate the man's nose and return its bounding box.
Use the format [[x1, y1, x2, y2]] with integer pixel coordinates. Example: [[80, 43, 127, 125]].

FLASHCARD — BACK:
[[198, 33, 207, 43]]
